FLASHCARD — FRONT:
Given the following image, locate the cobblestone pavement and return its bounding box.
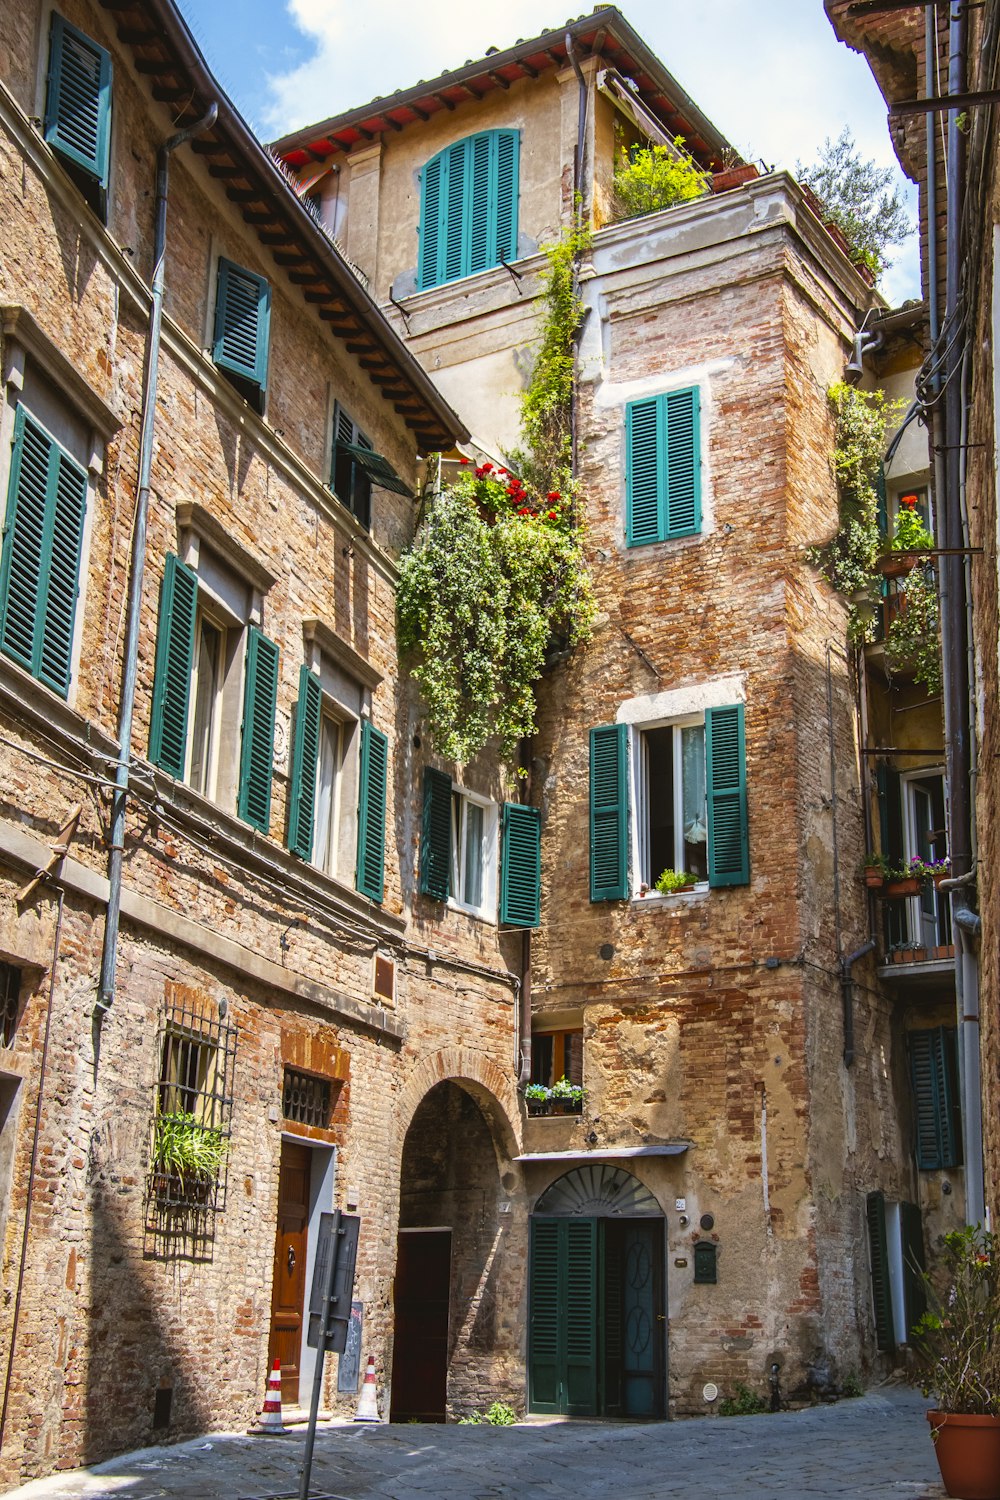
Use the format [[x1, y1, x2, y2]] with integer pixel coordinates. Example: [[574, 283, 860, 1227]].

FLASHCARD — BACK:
[[7, 1387, 946, 1500]]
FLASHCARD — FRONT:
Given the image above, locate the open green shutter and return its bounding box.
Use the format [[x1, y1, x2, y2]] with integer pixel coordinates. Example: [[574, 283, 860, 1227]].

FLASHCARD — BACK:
[[910, 1027, 961, 1170], [590, 724, 629, 900], [288, 666, 322, 860], [468, 133, 493, 275], [238, 627, 279, 832], [0, 407, 86, 697], [875, 763, 904, 864], [866, 1190, 896, 1352], [149, 554, 197, 776], [494, 130, 519, 264], [356, 720, 388, 902], [664, 387, 701, 536], [443, 138, 468, 284], [420, 767, 452, 900], [706, 704, 749, 887], [626, 398, 661, 546], [501, 802, 541, 927], [44, 14, 112, 199], [213, 258, 271, 393], [875, 465, 888, 536], [419, 152, 443, 289], [900, 1201, 927, 1339]]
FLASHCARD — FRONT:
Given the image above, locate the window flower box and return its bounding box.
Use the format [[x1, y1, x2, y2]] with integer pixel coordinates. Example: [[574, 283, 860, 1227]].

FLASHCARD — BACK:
[[884, 876, 922, 898]]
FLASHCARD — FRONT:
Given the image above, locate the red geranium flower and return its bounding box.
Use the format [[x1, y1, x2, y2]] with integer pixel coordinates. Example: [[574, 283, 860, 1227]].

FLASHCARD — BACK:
[[547, 491, 561, 501], [548, 510, 558, 520], [459, 456, 470, 464]]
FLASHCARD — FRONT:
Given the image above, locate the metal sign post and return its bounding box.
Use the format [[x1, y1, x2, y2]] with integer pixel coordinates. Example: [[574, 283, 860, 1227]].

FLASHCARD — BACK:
[[298, 1210, 360, 1500]]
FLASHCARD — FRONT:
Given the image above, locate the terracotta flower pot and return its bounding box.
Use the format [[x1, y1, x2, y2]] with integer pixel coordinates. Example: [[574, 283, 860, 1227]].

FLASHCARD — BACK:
[[927, 1410, 1000, 1499], [885, 876, 922, 898], [864, 869, 885, 890]]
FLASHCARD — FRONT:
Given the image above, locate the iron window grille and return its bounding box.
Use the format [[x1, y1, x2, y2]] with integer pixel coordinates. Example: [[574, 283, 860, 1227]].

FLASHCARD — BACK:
[[148, 995, 236, 1214], [283, 1067, 333, 1130], [1, 963, 21, 1046]]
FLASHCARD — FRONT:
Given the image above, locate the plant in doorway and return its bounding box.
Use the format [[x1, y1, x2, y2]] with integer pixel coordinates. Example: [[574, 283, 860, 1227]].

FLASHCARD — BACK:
[[913, 1225, 1000, 1499]]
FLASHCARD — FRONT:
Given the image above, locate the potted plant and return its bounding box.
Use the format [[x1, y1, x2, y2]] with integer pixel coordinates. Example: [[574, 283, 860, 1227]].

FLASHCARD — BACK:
[[151, 1111, 227, 1207], [878, 498, 935, 577], [549, 1077, 584, 1115], [884, 857, 931, 898], [861, 852, 891, 890], [913, 1226, 1000, 1499], [524, 1083, 552, 1117], [654, 868, 698, 895]]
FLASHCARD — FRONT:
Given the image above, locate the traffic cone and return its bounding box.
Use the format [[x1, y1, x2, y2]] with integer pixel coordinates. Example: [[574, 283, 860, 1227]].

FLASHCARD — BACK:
[[354, 1354, 380, 1421], [257, 1357, 286, 1433]]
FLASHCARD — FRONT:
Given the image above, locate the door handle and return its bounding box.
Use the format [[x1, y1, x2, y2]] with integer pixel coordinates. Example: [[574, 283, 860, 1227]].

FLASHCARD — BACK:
[[287, 1244, 296, 1275]]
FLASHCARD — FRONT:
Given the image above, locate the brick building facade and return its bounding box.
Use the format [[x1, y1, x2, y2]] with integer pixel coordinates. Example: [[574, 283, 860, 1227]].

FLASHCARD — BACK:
[[0, 2, 969, 1488]]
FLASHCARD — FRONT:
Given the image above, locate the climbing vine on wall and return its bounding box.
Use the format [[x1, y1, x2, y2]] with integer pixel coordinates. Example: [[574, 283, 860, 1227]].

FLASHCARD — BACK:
[[397, 227, 595, 763]]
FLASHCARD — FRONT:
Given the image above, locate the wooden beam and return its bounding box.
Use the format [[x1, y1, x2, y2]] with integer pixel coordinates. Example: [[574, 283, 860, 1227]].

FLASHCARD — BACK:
[[226, 187, 264, 203], [191, 138, 228, 155], [116, 26, 157, 43], [518, 59, 539, 79], [133, 58, 171, 75], [488, 70, 510, 91], [432, 93, 456, 112], [151, 85, 189, 103], [242, 210, 276, 224], [207, 164, 245, 179]]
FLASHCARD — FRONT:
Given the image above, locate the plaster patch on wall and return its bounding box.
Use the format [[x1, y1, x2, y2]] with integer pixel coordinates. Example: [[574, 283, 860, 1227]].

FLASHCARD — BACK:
[[615, 673, 747, 726]]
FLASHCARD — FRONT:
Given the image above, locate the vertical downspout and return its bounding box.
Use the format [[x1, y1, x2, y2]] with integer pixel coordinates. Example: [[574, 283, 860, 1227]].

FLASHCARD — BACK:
[[939, 6, 984, 1221], [565, 32, 588, 481], [95, 105, 217, 1020]]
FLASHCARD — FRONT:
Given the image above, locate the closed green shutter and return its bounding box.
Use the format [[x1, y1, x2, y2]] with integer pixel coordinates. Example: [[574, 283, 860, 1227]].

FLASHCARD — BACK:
[[0, 407, 87, 697], [419, 131, 519, 289], [909, 1026, 961, 1170], [420, 767, 452, 900], [500, 802, 541, 927], [237, 627, 279, 833], [288, 666, 323, 860], [528, 1218, 597, 1417], [900, 1200, 927, 1339], [876, 465, 888, 536], [866, 1190, 896, 1352], [626, 389, 701, 546], [148, 553, 197, 775], [44, 14, 112, 205], [213, 258, 271, 397], [706, 704, 749, 886], [590, 724, 629, 900], [356, 719, 388, 902], [876, 763, 904, 864]]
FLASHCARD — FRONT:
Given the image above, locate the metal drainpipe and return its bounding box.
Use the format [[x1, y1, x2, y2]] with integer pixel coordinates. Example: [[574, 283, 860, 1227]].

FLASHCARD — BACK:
[[517, 742, 533, 1087], [926, 4, 940, 352], [95, 103, 218, 1020], [565, 32, 589, 481]]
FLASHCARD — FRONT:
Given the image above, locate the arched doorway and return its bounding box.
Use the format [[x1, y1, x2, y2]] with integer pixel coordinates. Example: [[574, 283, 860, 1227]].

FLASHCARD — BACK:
[[390, 1080, 514, 1422], [529, 1164, 666, 1419]]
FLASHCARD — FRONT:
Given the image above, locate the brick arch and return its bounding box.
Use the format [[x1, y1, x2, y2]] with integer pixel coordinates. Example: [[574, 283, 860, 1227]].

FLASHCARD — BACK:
[[396, 1047, 522, 1161]]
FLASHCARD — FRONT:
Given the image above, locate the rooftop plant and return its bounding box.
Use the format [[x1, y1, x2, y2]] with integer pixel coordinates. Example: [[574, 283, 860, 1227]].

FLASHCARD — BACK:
[[611, 137, 709, 223]]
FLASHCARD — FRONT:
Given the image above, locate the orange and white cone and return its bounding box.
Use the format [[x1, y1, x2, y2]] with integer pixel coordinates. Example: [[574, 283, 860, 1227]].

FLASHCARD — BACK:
[[354, 1354, 380, 1421], [258, 1357, 286, 1433]]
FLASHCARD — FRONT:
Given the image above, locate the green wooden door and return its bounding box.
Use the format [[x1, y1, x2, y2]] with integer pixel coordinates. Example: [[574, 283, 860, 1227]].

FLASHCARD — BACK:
[[621, 1220, 659, 1416], [529, 1217, 597, 1416]]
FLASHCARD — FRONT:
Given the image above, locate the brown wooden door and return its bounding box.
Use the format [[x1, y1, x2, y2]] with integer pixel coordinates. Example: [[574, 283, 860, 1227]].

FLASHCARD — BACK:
[[268, 1140, 310, 1406], [389, 1229, 451, 1422]]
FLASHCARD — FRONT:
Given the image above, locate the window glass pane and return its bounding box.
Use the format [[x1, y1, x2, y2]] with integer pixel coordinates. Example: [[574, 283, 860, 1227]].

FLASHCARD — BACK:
[[464, 800, 484, 907], [190, 617, 222, 795], [451, 791, 463, 897], [681, 725, 708, 880], [645, 726, 674, 885], [315, 716, 342, 874]]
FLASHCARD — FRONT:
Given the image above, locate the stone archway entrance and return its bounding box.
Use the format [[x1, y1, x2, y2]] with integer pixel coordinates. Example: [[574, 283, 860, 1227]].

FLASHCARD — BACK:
[[529, 1164, 666, 1419], [390, 1080, 514, 1422]]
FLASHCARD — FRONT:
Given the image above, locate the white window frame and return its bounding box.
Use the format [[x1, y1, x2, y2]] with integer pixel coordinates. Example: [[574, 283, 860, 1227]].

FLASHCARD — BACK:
[[312, 705, 361, 885], [630, 714, 708, 896], [449, 788, 498, 921]]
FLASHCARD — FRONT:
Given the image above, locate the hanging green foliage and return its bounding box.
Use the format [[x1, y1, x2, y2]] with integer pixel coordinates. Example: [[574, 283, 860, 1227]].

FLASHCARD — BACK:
[[398, 226, 595, 764], [885, 564, 942, 695]]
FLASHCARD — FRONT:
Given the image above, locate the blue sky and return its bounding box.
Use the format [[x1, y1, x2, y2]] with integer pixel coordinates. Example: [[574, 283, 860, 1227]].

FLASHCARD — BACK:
[[177, 0, 920, 303]]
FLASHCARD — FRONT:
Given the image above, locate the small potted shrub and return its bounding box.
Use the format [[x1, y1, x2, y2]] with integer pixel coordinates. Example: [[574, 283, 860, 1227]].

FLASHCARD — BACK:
[[524, 1083, 552, 1117], [549, 1077, 584, 1115], [879, 498, 935, 577], [913, 1226, 1000, 1499], [862, 852, 891, 890], [654, 868, 698, 895], [151, 1111, 227, 1207]]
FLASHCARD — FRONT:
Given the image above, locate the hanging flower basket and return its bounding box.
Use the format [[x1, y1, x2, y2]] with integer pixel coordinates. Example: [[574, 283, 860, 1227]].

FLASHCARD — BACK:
[[863, 868, 885, 890]]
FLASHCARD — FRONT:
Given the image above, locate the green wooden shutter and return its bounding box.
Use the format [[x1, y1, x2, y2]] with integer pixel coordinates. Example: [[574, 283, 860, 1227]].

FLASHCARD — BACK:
[[44, 14, 112, 198], [590, 724, 629, 900], [288, 666, 322, 860], [148, 554, 197, 776], [0, 408, 87, 697], [706, 704, 749, 886], [875, 465, 888, 536], [664, 387, 701, 536], [500, 802, 541, 926], [528, 1218, 597, 1417], [875, 763, 904, 864], [443, 139, 467, 284], [865, 1190, 896, 1352], [900, 1200, 927, 1339], [213, 258, 271, 395], [910, 1026, 961, 1170], [237, 627, 279, 833], [356, 720, 388, 902], [494, 129, 519, 264], [420, 767, 452, 900], [419, 152, 443, 290], [468, 133, 493, 275], [626, 398, 661, 546]]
